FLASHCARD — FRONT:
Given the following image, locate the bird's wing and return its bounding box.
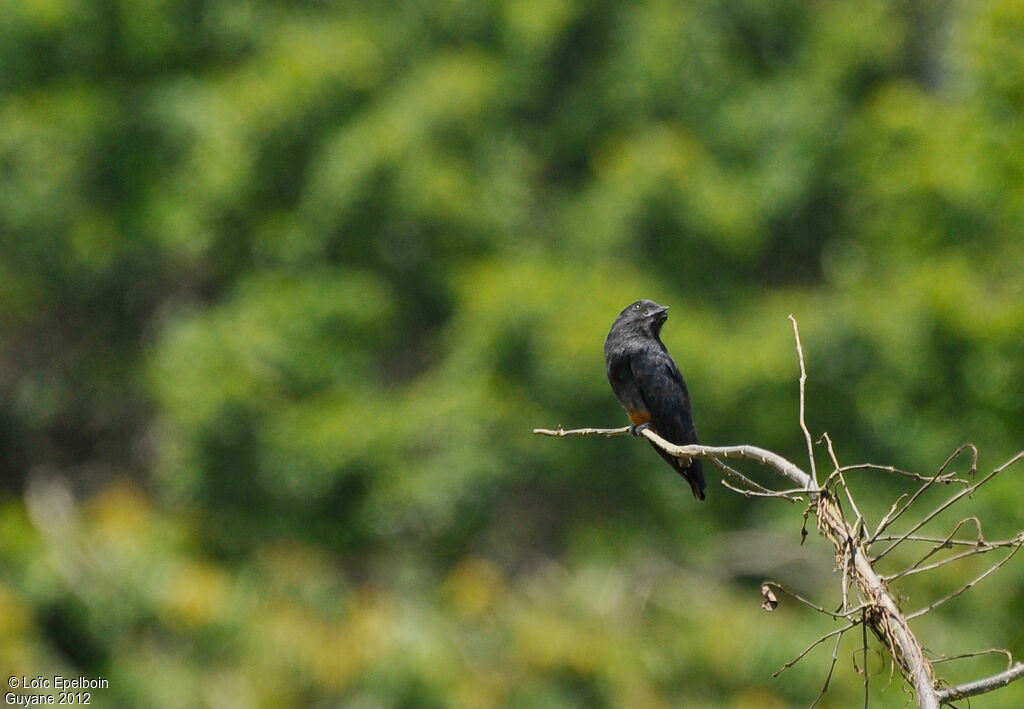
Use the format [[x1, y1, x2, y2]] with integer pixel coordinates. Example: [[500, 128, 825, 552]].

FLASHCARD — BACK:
[[630, 349, 698, 444], [630, 348, 706, 500]]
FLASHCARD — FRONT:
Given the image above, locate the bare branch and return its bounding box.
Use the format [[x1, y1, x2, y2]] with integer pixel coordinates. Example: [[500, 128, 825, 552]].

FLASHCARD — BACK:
[[537, 426, 817, 490], [937, 663, 1024, 705], [534, 413, 1024, 706], [813, 493, 941, 707], [537, 424, 948, 706], [640, 429, 815, 490], [994, 449, 1024, 474], [533, 425, 631, 437]]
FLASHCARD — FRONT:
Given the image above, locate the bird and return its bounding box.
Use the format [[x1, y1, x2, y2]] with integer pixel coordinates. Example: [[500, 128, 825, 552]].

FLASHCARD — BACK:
[[604, 299, 706, 500]]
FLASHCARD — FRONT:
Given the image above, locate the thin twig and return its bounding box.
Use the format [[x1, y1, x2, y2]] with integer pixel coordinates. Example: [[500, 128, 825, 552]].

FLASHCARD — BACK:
[[721, 479, 806, 501], [838, 463, 967, 485], [761, 581, 869, 620], [789, 315, 817, 486], [885, 517, 982, 579], [862, 610, 870, 708], [873, 534, 1023, 548], [883, 519, 1015, 582], [930, 648, 1013, 667], [886, 539, 1018, 581], [809, 631, 845, 709], [710, 457, 776, 495], [821, 433, 865, 532], [871, 493, 909, 549], [774, 622, 859, 677], [938, 443, 980, 479], [872, 458, 1013, 562], [906, 541, 1024, 620], [870, 469, 949, 553]]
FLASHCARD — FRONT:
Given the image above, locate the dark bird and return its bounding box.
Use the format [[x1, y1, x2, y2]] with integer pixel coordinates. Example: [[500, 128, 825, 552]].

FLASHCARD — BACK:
[[604, 299, 706, 500]]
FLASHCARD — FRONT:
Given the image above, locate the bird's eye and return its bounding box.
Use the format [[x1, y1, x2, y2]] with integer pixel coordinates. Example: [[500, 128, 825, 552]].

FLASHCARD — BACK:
[[633, 304, 641, 310]]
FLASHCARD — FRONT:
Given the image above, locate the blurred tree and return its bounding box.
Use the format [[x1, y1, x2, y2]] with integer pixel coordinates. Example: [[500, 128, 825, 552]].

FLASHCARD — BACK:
[[0, 0, 1021, 706]]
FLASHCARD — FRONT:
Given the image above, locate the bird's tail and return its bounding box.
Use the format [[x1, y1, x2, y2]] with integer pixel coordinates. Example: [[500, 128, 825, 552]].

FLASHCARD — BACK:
[[682, 458, 706, 501], [650, 441, 706, 501]]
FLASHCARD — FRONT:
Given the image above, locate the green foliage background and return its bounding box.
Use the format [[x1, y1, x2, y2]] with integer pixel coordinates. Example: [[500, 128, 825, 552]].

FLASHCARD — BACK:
[[2, 0, 1023, 706]]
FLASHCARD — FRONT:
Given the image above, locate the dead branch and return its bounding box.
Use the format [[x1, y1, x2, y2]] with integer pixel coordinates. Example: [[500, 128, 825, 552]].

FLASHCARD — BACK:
[[536, 422, 947, 707], [534, 321, 1024, 708], [531, 435, 1024, 708], [936, 662, 1024, 705]]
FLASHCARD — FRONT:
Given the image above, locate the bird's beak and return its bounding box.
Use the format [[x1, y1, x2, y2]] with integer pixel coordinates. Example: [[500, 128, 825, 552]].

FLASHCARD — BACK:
[[652, 305, 669, 316]]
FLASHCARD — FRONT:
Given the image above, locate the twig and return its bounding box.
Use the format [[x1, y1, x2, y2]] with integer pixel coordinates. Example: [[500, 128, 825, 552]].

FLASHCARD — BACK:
[[862, 610, 870, 708], [836, 462, 967, 485], [873, 533, 1023, 548], [938, 443, 980, 479], [821, 433, 865, 531], [761, 580, 868, 620], [930, 648, 1013, 666], [774, 622, 859, 677], [721, 479, 806, 501], [885, 517, 982, 580], [869, 468, 949, 553], [710, 458, 777, 495], [867, 445, 983, 550], [871, 493, 909, 547], [789, 315, 817, 486], [885, 539, 1018, 582], [882, 519, 1019, 582], [809, 631, 845, 709], [906, 541, 1024, 620], [872, 456, 1014, 562]]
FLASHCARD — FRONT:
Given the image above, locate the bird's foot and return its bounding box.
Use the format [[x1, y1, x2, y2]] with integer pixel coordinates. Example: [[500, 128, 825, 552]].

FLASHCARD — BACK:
[[629, 422, 651, 437]]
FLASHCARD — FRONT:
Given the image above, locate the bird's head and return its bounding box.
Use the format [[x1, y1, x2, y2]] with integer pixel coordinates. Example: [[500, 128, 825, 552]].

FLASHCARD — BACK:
[[615, 299, 669, 335]]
